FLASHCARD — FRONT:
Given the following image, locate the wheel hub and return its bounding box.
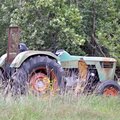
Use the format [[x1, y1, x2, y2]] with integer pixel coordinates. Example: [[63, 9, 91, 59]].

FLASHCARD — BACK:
[[30, 73, 50, 93], [103, 86, 118, 96], [35, 80, 45, 88]]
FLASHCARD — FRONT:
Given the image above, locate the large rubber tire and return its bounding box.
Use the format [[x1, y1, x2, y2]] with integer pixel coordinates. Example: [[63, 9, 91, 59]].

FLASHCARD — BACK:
[[95, 80, 120, 96], [10, 56, 64, 96]]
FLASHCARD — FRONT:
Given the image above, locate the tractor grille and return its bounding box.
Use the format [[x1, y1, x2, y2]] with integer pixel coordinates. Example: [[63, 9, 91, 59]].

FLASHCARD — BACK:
[[100, 62, 113, 68]]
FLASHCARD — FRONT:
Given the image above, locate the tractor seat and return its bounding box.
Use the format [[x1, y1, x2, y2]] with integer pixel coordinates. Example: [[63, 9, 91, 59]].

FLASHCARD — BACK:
[[18, 43, 28, 52]]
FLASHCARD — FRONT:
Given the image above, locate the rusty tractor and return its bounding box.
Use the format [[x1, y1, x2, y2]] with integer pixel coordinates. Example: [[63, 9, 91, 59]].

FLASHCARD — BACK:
[[0, 26, 64, 96], [56, 50, 120, 96]]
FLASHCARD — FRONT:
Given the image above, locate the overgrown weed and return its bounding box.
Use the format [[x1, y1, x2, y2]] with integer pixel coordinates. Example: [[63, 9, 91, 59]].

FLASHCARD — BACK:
[[0, 94, 120, 120]]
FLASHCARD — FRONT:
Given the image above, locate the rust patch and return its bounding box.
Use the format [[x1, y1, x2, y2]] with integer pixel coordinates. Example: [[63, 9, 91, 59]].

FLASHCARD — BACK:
[[78, 60, 88, 81], [7, 26, 20, 63], [75, 60, 88, 94]]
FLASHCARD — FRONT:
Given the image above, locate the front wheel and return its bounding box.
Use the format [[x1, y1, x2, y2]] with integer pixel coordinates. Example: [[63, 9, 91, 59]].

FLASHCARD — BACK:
[[10, 56, 64, 96], [95, 80, 120, 96]]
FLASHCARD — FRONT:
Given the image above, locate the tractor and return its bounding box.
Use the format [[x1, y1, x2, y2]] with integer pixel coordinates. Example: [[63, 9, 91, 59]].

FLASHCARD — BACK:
[[56, 50, 120, 96], [0, 26, 64, 96], [0, 26, 119, 97]]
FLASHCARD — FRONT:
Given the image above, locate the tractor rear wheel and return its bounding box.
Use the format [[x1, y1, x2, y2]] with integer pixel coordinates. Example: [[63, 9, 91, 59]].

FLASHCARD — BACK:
[[10, 56, 64, 96], [95, 80, 120, 96]]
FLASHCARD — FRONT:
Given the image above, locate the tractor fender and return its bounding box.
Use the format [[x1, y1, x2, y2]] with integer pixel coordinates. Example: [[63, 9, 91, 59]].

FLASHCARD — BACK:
[[10, 50, 58, 68]]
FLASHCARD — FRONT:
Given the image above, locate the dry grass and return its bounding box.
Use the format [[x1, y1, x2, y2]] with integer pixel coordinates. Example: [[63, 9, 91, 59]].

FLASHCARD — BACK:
[[0, 94, 120, 120]]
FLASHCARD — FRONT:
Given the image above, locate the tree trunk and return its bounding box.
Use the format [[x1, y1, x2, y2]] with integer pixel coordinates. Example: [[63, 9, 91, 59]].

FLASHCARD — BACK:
[[91, 1, 106, 57]]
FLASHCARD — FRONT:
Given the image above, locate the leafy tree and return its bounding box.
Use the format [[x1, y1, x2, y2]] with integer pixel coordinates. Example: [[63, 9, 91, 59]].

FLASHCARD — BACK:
[[0, 0, 120, 66], [0, 0, 20, 56], [68, 0, 120, 63], [10, 0, 85, 55]]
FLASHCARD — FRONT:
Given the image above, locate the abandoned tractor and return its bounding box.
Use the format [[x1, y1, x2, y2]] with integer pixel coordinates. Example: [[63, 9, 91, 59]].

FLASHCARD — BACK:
[[56, 50, 120, 96], [0, 26, 64, 96]]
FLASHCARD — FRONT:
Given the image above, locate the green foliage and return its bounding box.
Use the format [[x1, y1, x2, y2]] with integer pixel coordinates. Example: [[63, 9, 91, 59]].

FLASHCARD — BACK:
[[95, 0, 120, 63], [0, 0, 20, 56], [68, 0, 120, 63], [10, 0, 85, 55], [0, 0, 120, 65]]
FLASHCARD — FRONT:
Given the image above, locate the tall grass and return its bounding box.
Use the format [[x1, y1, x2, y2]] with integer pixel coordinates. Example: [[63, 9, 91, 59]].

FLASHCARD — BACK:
[[0, 95, 120, 120]]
